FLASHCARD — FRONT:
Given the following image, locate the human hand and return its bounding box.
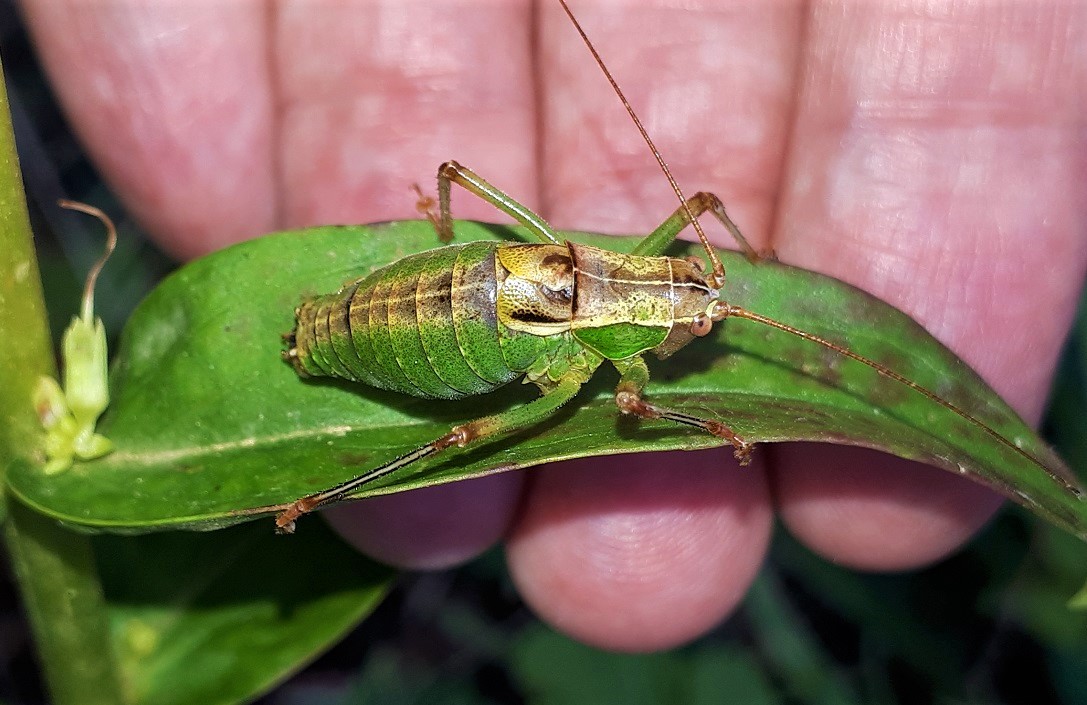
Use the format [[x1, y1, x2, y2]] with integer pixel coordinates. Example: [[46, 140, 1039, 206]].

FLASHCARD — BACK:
[[23, 0, 1086, 651]]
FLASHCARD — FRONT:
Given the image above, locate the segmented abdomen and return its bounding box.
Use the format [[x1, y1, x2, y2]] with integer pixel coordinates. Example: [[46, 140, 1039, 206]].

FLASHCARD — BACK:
[[288, 241, 517, 399]]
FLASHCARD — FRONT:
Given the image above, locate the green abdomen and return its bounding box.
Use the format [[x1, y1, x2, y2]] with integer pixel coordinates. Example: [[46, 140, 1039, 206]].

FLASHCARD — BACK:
[[290, 241, 518, 399]]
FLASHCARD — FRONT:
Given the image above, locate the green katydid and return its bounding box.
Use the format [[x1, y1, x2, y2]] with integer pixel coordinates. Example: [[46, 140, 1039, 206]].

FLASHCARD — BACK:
[[272, 0, 1081, 533]]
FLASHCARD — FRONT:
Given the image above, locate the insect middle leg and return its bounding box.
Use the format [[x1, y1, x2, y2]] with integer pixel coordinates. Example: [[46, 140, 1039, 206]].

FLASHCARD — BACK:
[[632, 192, 764, 263], [274, 377, 584, 533], [611, 356, 754, 465]]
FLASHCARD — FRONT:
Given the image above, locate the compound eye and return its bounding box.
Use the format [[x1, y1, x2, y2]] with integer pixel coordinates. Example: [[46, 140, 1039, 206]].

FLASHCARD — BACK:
[[690, 313, 713, 337], [684, 256, 706, 273]]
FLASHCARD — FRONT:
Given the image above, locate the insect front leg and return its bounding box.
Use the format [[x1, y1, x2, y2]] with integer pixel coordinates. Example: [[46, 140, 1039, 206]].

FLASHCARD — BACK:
[[632, 192, 766, 263], [275, 377, 584, 533], [611, 356, 754, 465], [418, 160, 562, 245]]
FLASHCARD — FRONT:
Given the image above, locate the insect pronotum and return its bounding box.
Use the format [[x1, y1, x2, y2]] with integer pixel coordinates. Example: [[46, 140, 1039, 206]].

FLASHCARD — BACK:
[[274, 0, 1067, 533]]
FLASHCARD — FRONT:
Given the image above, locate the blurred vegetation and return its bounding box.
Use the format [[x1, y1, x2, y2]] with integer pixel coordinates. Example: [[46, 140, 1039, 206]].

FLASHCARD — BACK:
[[1, 1, 1085, 703]]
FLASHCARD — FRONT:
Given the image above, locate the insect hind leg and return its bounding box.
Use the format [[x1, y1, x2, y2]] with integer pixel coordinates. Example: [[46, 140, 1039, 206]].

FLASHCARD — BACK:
[[612, 356, 754, 465], [275, 377, 584, 533]]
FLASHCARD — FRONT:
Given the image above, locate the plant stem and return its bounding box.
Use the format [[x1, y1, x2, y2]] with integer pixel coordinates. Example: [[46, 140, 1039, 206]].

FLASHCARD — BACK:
[[0, 56, 123, 705], [4, 504, 122, 705]]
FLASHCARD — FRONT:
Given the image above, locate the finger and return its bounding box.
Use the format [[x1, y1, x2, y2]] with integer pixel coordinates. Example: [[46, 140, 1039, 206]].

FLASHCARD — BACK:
[[505, 0, 803, 649], [770, 444, 1004, 570], [275, 0, 538, 227], [19, 0, 277, 259], [322, 473, 522, 571], [507, 451, 771, 652], [771, 0, 1087, 569], [275, 0, 538, 568], [541, 0, 802, 251]]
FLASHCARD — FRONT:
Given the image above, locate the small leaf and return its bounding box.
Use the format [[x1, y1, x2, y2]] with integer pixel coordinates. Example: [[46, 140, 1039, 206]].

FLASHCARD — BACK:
[[34, 375, 77, 475], [7, 221, 1085, 540], [1068, 581, 1087, 611], [96, 520, 393, 705]]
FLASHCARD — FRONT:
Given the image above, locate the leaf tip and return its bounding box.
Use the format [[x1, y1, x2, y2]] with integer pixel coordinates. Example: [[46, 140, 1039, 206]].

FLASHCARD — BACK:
[[1068, 580, 1087, 611]]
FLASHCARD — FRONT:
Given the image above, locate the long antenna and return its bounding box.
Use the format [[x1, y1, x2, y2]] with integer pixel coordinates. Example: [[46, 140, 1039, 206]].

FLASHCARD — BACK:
[[714, 303, 1081, 493], [556, 0, 726, 288], [558, 0, 1078, 495]]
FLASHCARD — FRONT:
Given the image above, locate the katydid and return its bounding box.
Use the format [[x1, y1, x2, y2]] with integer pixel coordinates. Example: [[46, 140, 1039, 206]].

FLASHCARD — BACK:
[[274, 0, 1073, 533]]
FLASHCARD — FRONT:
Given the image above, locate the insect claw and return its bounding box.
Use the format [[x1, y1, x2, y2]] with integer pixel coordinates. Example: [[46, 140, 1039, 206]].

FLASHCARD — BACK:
[[732, 442, 755, 466], [274, 509, 299, 535], [275, 496, 319, 534]]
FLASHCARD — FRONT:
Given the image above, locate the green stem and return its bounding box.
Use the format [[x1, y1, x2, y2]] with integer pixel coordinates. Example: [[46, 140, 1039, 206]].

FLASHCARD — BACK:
[[4, 503, 121, 705], [0, 57, 123, 705]]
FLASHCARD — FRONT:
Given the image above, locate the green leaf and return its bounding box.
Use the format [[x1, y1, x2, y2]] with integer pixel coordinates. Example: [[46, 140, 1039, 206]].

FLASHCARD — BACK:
[[7, 221, 1085, 539], [96, 520, 393, 705]]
